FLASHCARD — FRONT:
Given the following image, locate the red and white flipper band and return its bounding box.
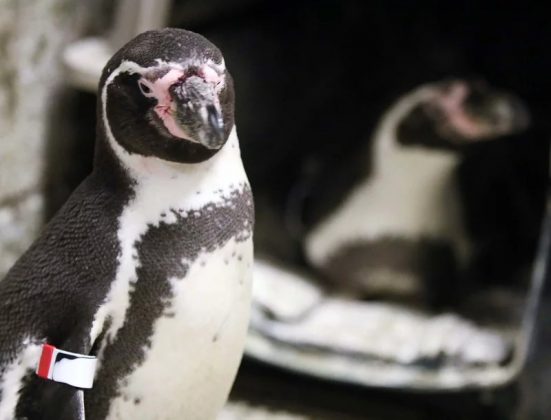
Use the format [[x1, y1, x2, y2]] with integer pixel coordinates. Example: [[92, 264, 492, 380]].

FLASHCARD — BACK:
[[35, 344, 97, 389]]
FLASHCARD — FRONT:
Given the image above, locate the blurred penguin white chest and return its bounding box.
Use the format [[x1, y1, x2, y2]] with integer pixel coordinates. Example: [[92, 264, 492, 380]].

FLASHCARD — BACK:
[[306, 142, 468, 266]]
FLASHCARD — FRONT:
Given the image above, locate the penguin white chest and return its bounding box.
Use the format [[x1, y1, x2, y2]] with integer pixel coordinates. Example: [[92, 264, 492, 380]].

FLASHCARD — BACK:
[[306, 147, 467, 265], [106, 236, 253, 420]]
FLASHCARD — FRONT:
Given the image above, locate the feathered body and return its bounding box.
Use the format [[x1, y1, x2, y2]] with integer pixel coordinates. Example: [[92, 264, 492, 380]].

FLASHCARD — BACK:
[[0, 28, 253, 420]]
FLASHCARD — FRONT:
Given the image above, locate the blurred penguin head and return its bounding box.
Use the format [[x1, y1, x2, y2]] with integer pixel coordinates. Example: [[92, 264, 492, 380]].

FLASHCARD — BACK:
[[394, 79, 529, 150]]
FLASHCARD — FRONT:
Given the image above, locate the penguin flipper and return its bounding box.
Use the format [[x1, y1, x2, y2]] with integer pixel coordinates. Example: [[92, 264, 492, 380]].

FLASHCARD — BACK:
[[41, 384, 85, 420], [38, 331, 93, 420]]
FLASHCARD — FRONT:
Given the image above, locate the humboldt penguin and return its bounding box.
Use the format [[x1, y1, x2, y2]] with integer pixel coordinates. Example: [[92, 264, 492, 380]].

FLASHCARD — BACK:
[[0, 28, 254, 420]]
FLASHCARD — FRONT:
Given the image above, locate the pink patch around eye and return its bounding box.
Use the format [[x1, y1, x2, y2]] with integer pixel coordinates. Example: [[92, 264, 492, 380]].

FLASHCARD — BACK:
[[140, 66, 221, 140], [156, 106, 191, 139], [197, 65, 222, 84], [144, 69, 185, 104], [434, 83, 487, 139], [138, 69, 191, 140]]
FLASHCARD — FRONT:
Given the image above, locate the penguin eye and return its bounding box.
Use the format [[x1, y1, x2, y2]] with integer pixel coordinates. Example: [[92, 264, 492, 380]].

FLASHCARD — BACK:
[[138, 80, 152, 95]]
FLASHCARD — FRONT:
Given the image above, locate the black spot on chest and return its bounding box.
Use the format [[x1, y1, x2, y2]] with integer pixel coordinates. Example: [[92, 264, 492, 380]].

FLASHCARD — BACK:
[[86, 186, 253, 419]]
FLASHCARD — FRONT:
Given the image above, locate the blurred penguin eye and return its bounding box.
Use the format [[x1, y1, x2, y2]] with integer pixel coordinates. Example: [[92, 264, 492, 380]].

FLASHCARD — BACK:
[[138, 80, 152, 95]]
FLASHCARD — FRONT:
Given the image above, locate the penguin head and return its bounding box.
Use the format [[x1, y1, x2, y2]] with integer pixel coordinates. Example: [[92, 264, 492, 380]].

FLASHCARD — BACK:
[[395, 79, 529, 150], [99, 28, 234, 164]]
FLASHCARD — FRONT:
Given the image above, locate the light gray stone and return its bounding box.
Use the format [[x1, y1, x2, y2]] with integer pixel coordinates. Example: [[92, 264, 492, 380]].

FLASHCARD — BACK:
[[0, 0, 80, 199], [0, 0, 83, 275], [219, 401, 309, 420], [0, 193, 43, 277]]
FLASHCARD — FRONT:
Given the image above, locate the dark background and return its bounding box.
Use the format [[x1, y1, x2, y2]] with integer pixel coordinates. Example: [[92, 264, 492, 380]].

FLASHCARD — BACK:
[[48, 0, 550, 280], [43, 1, 550, 418]]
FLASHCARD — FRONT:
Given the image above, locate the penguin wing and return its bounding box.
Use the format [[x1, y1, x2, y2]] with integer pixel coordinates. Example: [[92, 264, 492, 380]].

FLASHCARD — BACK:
[[38, 329, 97, 420], [41, 385, 85, 420], [0, 175, 123, 418]]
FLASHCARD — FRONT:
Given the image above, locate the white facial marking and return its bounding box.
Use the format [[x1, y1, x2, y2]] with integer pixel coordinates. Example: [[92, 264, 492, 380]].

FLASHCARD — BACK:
[[305, 84, 470, 267], [101, 60, 153, 159], [0, 340, 41, 420]]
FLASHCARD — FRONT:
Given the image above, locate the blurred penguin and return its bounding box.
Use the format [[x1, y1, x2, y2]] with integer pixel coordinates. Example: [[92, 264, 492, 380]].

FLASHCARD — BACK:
[[303, 79, 529, 304]]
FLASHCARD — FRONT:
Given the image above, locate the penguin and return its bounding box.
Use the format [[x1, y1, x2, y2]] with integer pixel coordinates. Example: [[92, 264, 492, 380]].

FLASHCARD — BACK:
[[0, 28, 254, 420], [304, 79, 528, 303]]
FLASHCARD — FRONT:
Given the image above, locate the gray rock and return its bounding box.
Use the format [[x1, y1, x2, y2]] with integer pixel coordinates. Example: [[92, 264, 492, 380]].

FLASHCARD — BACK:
[[0, 0, 83, 275], [0, 193, 43, 277]]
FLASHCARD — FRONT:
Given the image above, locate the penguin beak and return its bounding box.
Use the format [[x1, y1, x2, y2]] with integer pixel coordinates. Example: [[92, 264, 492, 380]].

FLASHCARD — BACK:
[[169, 76, 225, 149]]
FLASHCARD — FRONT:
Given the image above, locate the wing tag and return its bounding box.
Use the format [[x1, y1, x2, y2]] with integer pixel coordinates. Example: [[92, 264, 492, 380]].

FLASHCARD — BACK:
[[36, 344, 97, 389]]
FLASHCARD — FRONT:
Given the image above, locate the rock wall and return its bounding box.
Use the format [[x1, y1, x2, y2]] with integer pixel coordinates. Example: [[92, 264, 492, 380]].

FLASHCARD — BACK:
[[0, 0, 82, 276]]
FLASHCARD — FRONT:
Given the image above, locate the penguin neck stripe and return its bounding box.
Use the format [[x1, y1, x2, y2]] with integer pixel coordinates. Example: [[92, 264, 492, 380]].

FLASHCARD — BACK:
[[375, 87, 436, 154], [101, 59, 150, 178], [373, 86, 459, 170]]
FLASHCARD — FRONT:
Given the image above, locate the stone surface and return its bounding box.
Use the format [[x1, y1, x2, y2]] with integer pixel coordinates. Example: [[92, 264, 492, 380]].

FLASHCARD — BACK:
[[220, 401, 308, 420], [0, 0, 82, 275], [0, 193, 43, 278]]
